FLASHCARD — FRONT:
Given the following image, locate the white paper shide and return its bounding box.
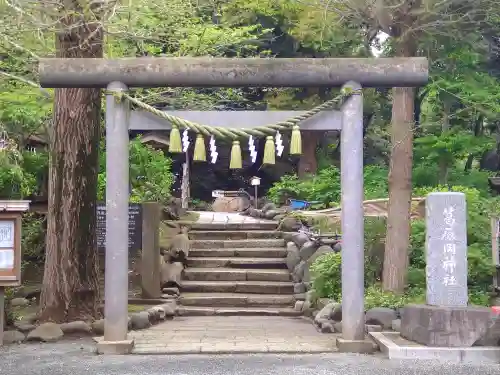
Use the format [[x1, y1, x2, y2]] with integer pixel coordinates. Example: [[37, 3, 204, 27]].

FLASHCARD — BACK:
[[0, 220, 14, 248], [0, 220, 15, 269]]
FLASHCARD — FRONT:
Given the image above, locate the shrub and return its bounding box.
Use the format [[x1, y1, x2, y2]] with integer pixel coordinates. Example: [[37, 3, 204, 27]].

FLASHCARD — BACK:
[[98, 137, 174, 203], [267, 165, 389, 208], [21, 213, 46, 263], [364, 285, 425, 310], [267, 167, 342, 208], [310, 252, 342, 300], [0, 146, 37, 199], [310, 217, 387, 300]]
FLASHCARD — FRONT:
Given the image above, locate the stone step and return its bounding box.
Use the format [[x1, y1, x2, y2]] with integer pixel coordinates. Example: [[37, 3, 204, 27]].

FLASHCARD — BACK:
[[179, 292, 295, 307], [180, 280, 294, 294], [186, 257, 287, 269], [172, 222, 279, 231], [189, 230, 282, 240], [191, 239, 285, 249], [183, 268, 291, 282], [189, 248, 286, 258], [177, 306, 302, 317]]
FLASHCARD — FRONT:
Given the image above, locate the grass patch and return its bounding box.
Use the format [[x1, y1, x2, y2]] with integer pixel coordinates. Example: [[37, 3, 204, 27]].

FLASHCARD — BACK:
[[128, 304, 148, 313]]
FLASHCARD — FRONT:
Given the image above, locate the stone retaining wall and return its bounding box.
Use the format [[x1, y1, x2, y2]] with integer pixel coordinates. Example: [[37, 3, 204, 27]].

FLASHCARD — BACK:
[[3, 298, 176, 345]]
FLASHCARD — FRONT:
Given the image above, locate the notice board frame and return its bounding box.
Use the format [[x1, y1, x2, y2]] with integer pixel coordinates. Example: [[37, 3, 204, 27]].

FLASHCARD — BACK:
[[0, 213, 22, 287]]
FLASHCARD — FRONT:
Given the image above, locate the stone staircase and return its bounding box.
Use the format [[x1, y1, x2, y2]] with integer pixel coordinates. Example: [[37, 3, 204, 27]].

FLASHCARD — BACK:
[[177, 222, 300, 316]]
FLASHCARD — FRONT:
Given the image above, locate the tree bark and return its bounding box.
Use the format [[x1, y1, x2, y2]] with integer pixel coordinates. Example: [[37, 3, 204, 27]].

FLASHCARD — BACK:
[[298, 131, 320, 178], [383, 39, 416, 294], [39, 5, 102, 322]]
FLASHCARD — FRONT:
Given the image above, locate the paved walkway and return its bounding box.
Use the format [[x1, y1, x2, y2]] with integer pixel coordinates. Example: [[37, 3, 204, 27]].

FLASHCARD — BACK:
[[2, 342, 499, 375], [129, 316, 338, 354], [195, 212, 275, 224]]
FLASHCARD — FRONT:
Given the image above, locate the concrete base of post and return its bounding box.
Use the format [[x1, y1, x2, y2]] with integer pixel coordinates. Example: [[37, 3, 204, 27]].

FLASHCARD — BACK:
[[336, 338, 378, 354], [96, 339, 135, 355]]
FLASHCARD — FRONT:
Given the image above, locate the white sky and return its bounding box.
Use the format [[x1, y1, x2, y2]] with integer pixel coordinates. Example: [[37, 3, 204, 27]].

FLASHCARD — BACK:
[[371, 32, 390, 57]]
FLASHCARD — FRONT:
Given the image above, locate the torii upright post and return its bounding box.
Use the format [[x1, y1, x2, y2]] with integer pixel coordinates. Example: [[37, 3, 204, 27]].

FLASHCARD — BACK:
[[102, 82, 132, 353], [38, 57, 429, 354], [340, 81, 365, 343]]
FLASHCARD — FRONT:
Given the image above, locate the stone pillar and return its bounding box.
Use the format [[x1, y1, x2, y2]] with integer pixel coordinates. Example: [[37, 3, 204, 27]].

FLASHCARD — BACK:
[[99, 82, 134, 354], [425, 192, 468, 306], [340, 82, 365, 342], [141, 202, 161, 299]]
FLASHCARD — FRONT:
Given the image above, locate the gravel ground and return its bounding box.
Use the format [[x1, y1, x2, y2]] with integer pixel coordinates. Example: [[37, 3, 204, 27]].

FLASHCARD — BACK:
[[0, 339, 499, 375]]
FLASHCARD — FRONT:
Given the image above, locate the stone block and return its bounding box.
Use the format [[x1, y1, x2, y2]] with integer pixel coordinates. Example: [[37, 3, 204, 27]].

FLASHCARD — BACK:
[[299, 241, 318, 261], [474, 313, 500, 346], [286, 242, 300, 271], [96, 339, 134, 355], [365, 324, 382, 333], [336, 338, 378, 353], [365, 307, 397, 330], [400, 304, 494, 347]]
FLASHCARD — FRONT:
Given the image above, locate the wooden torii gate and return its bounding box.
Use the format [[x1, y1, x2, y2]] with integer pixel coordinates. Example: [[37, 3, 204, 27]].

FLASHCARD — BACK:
[[39, 57, 428, 354]]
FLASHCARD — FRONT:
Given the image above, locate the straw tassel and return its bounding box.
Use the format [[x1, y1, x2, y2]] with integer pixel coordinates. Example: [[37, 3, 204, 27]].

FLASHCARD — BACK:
[[289, 125, 302, 155], [169, 125, 182, 153], [193, 134, 206, 162], [229, 140, 242, 169], [262, 136, 275, 165]]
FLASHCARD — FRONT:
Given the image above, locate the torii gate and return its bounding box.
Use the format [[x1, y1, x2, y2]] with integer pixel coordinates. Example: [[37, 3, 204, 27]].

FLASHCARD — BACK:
[[39, 57, 428, 354]]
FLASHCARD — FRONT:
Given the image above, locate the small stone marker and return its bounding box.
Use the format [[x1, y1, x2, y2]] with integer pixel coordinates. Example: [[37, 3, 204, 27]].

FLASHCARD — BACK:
[[425, 192, 468, 307]]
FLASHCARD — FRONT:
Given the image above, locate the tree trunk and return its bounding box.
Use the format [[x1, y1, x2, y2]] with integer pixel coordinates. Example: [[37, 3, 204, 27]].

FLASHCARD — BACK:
[[298, 131, 320, 178], [39, 7, 102, 322], [382, 40, 416, 294]]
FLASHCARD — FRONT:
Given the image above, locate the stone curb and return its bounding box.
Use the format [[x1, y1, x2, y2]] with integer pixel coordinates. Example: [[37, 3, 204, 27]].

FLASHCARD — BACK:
[[370, 331, 500, 363], [132, 347, 334, 355]]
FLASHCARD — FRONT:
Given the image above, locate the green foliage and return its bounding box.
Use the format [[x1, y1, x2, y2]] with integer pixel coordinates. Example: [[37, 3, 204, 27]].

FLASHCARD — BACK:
[[414, 132, 493, 167], [267, 167, 341, 208], [364, 285, 425, 310], [310, 185, 496, 307], [267, 165, 389, 207], [311, 217, 387, 300], [363, 165, 389, 199], [21, 213, 46, 263], [310, 252, 342, 300], [0, 146, 37, 199], [97, 137, 174, 203]]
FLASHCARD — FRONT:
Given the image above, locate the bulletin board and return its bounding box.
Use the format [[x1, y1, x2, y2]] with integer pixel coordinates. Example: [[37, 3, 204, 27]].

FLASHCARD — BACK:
[[0, 214, 21, 286]]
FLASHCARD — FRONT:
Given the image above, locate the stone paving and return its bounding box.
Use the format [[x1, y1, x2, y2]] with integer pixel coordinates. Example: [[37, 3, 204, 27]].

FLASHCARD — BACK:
[[129, 316, 338, 354], [3, 342, 500, 375]]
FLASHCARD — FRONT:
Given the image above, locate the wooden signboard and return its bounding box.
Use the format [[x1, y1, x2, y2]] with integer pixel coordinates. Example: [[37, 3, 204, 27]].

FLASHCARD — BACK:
[[96, 203, 143, 253], [0, 199, 30, 347]]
